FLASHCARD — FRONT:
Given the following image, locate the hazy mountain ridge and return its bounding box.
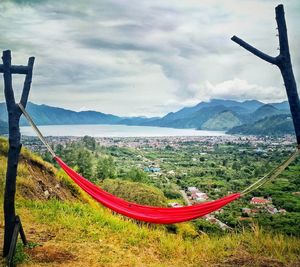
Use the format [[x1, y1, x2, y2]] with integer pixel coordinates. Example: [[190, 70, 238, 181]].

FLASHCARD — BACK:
[[0, 102, 154, 127], [0, 99, 292, 136], [141, 100, 290, 132], [248, 104, 287, 122]]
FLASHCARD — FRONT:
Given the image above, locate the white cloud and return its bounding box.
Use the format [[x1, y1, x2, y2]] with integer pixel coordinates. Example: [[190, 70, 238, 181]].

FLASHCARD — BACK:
[[199, 78, 286, 102]]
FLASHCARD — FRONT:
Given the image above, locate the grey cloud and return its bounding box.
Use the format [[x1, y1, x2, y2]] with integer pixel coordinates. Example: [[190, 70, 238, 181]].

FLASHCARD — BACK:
[[81, 38, 156, 52], [0, 0, 299, 117]]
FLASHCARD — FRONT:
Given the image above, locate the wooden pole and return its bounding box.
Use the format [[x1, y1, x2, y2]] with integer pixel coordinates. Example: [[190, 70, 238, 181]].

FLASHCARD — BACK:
[[1, 50, 35, 257], [231, 4, 300, 145]]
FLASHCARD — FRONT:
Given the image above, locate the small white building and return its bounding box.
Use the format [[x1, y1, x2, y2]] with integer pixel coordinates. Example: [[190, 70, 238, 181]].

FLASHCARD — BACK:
[[168, 202, 183, 208], [187, 187, 199, 194], [266, 206, 278, 214], [191, 192, 208, 202]]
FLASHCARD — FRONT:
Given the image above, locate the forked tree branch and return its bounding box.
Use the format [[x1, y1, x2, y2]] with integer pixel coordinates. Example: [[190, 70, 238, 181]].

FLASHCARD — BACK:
[[20, 57, 35, 108], [231, 36, 278, 65]]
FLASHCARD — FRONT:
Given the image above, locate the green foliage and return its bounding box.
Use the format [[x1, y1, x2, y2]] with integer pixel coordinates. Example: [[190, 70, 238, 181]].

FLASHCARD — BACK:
[[228, 114, 294, 136], [127, 167, 147, 182], [82, 136, 96, 151], [0, 136, 9, 154], [13, 242, 29, 265], [201, 111, 242, 131], [76, 149, 93, 179], [95, 156, 116, 180], [101, 179, 168, 206], [256, 213, 300, 236], [194, 219, 224, 235], [163, 188, 182, 199], [165, 223, 199, 239]]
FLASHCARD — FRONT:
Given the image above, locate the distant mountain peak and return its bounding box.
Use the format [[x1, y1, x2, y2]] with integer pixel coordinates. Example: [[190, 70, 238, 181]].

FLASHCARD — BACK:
[[256, 104, 278, 111], [242, 99, 263, 104]]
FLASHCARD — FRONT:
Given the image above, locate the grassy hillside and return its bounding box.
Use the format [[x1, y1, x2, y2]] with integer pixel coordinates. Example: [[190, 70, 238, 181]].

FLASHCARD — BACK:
[[0, 137, 299, 266]]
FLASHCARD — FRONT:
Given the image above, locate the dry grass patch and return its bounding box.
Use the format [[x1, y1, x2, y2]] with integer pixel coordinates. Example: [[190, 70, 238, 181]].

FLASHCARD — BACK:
[[25, 245, 76, 264]]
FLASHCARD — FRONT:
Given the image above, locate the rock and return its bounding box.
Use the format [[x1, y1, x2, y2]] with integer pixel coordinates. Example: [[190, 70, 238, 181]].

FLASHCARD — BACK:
[[44, 190, 50, 198]]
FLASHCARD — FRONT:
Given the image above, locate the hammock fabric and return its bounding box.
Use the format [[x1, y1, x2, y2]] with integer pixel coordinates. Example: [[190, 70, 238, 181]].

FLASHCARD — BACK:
[[55, 156, 240, 224]]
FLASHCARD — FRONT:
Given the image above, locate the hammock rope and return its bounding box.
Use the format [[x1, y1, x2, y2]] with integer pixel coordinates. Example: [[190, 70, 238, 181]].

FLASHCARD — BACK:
[[18, 103, 299, 224], [241, 148, 299, 195], [18, 103, 56, 158]]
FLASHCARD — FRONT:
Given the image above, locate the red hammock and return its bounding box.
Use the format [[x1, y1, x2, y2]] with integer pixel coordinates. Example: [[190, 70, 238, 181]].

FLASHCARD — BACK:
[[55, 156, 240, 224]]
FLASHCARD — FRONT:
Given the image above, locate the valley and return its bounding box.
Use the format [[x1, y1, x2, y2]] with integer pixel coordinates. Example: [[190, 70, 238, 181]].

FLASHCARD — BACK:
[[22, 134, 300, 236]]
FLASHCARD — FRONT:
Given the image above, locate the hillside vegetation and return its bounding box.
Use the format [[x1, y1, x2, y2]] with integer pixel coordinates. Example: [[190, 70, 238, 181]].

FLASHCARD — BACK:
[[0, 137, 299, 266], [201, 111, 242, 131], [102, 179, 168, 206], [228, 114, 295, 135]]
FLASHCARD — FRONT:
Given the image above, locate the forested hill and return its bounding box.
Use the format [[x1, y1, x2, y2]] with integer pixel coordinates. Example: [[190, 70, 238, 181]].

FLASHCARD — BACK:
[[228, 114, 295, 135]]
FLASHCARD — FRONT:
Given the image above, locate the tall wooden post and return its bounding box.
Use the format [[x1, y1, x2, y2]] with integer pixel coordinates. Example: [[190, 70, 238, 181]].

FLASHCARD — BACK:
[[231, 4, 300, 146], [0, 50, 35, 257]]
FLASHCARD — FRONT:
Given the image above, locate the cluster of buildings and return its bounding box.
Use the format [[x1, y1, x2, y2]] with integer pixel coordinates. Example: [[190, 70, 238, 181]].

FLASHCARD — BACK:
[[22, 134, 296, 153], [186, 187, 209, 203], [168, 186, 230, 230], [168, 187, 209, 207], [241, 197, 286, 217]]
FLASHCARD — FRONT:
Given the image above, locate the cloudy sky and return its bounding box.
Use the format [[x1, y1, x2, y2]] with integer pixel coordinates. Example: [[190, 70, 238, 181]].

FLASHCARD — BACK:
[[0, 0, 299, 117]]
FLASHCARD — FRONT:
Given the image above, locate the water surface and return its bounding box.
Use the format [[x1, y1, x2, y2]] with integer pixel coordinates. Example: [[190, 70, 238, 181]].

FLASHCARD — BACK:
[[20, 124, 227, 137]]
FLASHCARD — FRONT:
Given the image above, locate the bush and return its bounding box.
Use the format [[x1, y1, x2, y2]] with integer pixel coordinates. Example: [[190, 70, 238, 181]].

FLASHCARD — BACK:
[[163, 188, 182, 199], [194, 219, 224, 235], [101, 179, 168, 206]]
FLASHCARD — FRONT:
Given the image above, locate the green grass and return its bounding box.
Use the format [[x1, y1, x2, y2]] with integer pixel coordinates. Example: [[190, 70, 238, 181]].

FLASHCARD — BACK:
[[12, 198, 300, 266]]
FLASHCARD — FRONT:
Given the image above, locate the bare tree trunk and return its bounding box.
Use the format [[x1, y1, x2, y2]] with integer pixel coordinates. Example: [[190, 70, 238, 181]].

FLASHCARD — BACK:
[[1, 50, 34, 257], [232, 4, 300, 145]]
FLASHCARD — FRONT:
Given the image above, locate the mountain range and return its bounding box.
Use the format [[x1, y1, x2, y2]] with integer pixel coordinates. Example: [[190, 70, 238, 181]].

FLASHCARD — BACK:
[[0, 99, 294, 136]]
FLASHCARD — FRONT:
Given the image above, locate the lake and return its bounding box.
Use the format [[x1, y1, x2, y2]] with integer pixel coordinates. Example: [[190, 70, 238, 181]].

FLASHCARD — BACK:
[[20, 124, 227, 137]]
